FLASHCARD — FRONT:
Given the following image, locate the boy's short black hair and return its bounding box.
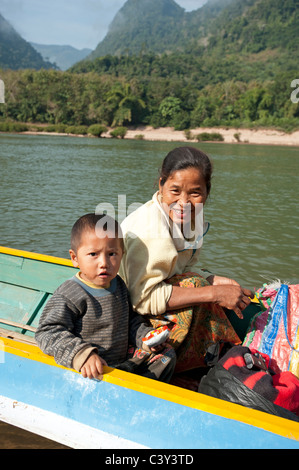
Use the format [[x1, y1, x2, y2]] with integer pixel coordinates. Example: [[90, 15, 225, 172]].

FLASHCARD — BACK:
[[70, 213, 123, 253]]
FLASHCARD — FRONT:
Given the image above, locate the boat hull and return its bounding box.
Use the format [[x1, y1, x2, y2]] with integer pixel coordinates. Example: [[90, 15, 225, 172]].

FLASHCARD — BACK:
[[0, 246, 298, 449], [0, 337, 298, 449]]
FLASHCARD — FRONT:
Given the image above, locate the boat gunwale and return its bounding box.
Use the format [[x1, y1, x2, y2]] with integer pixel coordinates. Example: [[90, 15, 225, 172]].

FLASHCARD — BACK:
[[0, 246, 74, 267]]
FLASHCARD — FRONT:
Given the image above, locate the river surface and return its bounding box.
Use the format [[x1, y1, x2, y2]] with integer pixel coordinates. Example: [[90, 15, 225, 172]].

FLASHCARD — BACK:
[[1, 133, 298, 289], [0, 133, 298, 448]]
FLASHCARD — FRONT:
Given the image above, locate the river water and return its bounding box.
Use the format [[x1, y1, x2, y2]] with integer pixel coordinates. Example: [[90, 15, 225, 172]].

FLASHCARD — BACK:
[[0, 133, 298, 447], [1, 133, 298, 288]]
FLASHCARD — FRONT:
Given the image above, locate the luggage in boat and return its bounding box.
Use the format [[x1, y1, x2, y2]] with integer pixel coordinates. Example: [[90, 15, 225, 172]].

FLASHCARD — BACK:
[[198, 345, 299, 422]]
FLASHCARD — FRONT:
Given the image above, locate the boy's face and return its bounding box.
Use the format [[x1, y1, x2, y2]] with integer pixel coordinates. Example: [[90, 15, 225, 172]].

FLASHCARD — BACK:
[[69, 228, 123, 288]]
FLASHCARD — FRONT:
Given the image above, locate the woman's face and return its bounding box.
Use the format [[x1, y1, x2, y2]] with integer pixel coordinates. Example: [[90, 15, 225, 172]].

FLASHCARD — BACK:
[[159, 167, 208, 227]]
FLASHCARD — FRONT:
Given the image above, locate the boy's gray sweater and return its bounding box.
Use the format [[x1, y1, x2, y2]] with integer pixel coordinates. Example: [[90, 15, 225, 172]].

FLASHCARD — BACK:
[[35, 275, 152, 370]]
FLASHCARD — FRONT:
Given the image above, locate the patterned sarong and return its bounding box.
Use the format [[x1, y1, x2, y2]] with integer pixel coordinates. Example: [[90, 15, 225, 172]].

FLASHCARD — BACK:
[[145, 273, 241, 373]]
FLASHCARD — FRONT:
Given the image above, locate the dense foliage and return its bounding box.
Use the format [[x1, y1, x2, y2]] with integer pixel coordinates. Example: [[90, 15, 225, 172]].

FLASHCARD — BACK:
[[0, 66, 298, 132], [0, 0, 298, 131]]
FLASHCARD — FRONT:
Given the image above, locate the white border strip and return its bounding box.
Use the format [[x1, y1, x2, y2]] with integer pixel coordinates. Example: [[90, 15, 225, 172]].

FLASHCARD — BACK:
[[0, 395, 149, 449]]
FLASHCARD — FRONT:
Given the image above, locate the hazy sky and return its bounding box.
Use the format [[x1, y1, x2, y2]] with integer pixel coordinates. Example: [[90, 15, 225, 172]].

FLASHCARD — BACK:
[[1, 0, 208, 50]]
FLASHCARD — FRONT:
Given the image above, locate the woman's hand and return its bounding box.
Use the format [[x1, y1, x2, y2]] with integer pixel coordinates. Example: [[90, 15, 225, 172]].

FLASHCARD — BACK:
[[81, 352, 108, 380], [212, 284, 254, 319], [167, 279, 254, 319], [206, 275, 240, 287], [206, 275, 254, 318]]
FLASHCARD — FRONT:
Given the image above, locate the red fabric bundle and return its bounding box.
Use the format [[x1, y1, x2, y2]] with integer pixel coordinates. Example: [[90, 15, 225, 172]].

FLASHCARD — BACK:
[[220, 346, 299, 416]]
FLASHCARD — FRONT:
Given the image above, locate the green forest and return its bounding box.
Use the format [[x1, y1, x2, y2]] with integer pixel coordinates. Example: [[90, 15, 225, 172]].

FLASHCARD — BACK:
[[1, 60, 298, 133], [0, 0, 298, 133]]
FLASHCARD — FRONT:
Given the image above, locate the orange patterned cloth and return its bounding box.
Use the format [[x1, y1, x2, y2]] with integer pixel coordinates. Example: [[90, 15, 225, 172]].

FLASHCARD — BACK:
[[145, 273, 241, 373]]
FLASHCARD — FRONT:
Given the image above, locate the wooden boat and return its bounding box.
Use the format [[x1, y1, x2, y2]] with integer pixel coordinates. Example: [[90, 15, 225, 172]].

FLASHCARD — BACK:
[[0, 246, 298, 449]]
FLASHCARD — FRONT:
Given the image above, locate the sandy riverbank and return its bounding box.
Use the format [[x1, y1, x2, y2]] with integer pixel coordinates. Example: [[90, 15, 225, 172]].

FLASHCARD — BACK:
[[123, 126, 299, 146], [22, 125, 299, 147]]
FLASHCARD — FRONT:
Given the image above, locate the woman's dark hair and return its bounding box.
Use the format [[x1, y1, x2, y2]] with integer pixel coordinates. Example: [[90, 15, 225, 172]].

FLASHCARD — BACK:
[[159, 147, 213, 195]]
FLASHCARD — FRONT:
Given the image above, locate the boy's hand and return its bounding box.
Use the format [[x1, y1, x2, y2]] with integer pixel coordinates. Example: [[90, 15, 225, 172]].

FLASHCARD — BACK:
[[142, 341, 167, 354], [142, 326, 170, 353], [81, 352, 108, 380]]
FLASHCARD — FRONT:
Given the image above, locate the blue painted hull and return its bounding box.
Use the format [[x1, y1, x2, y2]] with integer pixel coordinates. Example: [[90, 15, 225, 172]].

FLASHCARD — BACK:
[[1, 341, 298, 449]]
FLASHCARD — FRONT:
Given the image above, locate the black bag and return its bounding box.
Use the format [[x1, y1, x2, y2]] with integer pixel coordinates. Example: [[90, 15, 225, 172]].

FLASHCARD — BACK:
[[198, 346, 299, 422]]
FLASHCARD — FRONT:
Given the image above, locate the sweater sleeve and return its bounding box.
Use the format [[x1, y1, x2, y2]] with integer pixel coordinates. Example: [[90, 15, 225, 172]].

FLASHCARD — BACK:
[[128, 304, 153, 348], [35, 292, 95, 370]]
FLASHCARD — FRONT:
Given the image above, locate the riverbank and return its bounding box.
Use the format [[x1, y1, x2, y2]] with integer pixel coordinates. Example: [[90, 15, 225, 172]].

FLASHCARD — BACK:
[[21, 125, 299, 147], [124, 126, 299, 146]]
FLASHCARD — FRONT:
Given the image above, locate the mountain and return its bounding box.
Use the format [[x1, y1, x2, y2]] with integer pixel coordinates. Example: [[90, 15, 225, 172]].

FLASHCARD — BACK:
[[0, 13, 54, 70], [87, 0, 235, 58], [86, 0, 298, 59], [89, 0, 185, 58], [31, 43, 92, 71]]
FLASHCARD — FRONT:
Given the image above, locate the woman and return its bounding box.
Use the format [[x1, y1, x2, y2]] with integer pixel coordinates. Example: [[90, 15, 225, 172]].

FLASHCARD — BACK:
[[119, 147, 253, 372]]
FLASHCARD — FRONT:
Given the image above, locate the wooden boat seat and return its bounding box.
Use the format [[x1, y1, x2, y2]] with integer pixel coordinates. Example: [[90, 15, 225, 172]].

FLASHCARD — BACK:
[[0, 248, 77, 340]]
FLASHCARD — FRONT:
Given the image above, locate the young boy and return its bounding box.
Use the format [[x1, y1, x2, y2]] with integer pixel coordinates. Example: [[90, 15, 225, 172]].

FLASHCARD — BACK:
[[35, 213, 176, 383]]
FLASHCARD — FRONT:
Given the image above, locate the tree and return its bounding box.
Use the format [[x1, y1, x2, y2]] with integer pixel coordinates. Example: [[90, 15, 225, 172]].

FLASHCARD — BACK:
[[158, 96, 183, 127], [106, 82, 146, 126]]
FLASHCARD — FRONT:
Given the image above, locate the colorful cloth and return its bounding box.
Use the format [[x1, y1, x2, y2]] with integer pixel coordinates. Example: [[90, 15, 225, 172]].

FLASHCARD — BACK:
[[243, 283, 299, 378], [145, 273, 241, 373]]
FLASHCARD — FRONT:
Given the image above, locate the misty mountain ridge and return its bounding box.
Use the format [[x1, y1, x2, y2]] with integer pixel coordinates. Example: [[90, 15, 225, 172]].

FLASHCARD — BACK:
[[30, 43, 92, 71], [0, 13, 54, 70]]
